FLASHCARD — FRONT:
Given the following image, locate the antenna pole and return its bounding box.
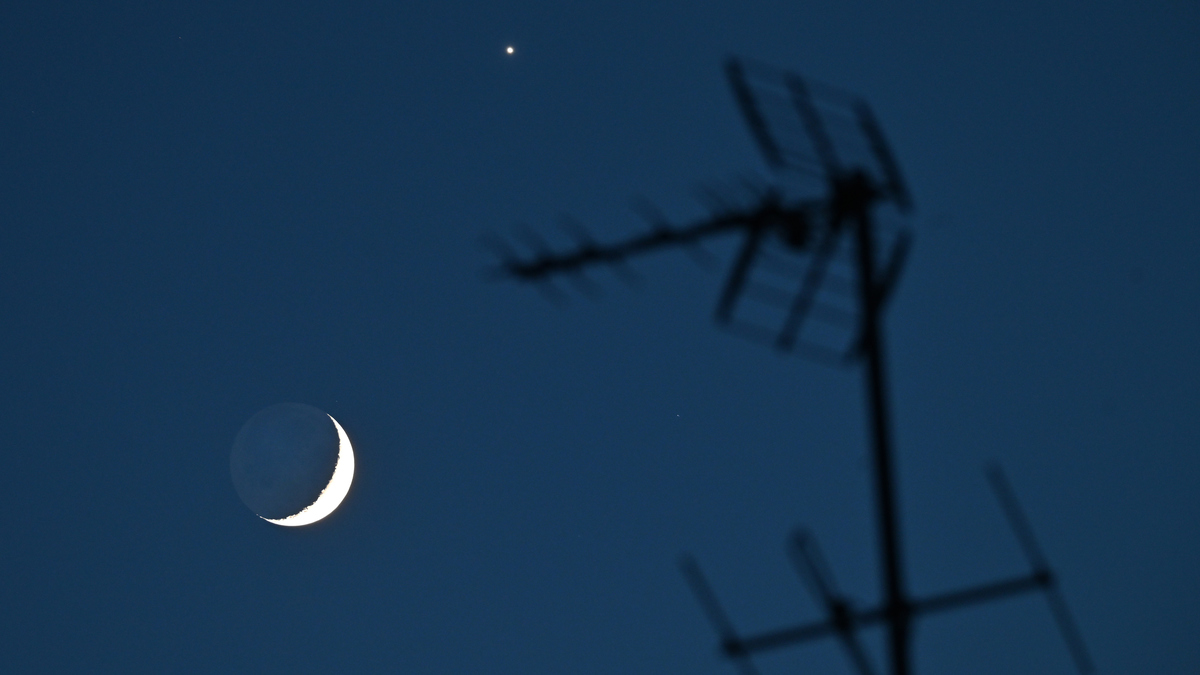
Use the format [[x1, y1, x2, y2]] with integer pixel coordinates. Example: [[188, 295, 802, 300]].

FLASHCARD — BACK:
[[492, 60, 1090, 675], [850, 189, 910, 675]]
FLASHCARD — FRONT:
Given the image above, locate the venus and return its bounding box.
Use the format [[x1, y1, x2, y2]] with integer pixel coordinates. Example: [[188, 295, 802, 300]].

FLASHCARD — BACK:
[[230, 403, 355, 526]]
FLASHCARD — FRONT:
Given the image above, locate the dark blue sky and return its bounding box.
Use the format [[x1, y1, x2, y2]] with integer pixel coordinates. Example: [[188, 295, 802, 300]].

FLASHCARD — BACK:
[[2, 1, 1197, 673]]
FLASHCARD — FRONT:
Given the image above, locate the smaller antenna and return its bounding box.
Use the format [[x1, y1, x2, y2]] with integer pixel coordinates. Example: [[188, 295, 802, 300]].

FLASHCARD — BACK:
[[787, 529, 878, 675], [684, 466, 1094, 675], [679, 555, 760, 675], [986, 465, 1095, 675]]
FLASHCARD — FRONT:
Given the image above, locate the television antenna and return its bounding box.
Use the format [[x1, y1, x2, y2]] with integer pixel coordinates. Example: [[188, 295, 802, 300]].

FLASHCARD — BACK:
[[488, 57, 1092, 675]]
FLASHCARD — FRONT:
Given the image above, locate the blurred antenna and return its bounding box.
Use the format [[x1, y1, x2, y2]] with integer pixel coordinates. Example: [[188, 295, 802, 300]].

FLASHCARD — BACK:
[[788, 529, 878, 675], [486, 56, 1090, 675], [726, 59, 784, 170], [986, 465, 1095, 674], [679, 555, 760, 675]]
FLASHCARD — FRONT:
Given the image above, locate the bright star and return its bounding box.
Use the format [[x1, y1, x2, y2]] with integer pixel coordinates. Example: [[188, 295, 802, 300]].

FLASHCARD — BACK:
[[506, 46, 515, 55]]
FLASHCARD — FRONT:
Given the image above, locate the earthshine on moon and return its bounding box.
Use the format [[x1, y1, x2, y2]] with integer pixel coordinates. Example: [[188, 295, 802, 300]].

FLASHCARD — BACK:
[[230, 403, 355, 527]]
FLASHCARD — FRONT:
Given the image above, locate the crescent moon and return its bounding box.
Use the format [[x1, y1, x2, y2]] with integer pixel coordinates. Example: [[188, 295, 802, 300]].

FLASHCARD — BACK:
[[263, 415, 355, 526]]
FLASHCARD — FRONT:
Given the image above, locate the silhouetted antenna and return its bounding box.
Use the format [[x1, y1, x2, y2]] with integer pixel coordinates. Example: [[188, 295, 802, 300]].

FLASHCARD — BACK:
[[854, 102, 913, 213], [726, 59, 784, 170], [690, 466, 1094, 675], [679, 555, 760, 675], [788, 529, 878, 675], [631, 196, 718, 272], [987, 465, 1095, 674], [773, 224, 840, 352], [488, 56, 1091, 675], [490, 58, 911, 361], [786, 73, 842, 175]]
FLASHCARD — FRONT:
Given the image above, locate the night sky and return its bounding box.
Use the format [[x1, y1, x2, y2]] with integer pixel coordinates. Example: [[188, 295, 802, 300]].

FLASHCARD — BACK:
[[2, 2, 1198, 673]]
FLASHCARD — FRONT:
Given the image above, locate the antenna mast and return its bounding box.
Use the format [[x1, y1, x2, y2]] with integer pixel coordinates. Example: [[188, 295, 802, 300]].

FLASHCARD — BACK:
[[489, 57, 1091, 675]]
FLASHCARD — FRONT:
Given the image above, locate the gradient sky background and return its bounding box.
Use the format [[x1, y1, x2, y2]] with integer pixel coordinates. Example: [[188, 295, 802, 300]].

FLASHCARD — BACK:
[[2, 1, 1198, 673]]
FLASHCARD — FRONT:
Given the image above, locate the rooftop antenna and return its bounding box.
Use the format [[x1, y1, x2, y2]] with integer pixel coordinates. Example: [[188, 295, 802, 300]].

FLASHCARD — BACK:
[[488, 57, 1092, 675]]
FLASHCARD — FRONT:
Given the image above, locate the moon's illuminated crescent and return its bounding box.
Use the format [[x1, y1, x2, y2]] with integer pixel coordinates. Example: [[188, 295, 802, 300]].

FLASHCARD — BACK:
[[263, 415, 355, 527]]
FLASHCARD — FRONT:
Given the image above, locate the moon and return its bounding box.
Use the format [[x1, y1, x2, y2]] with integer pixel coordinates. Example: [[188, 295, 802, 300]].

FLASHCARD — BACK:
[[230, 403, 355, 527], [264, 415, 354, 526]]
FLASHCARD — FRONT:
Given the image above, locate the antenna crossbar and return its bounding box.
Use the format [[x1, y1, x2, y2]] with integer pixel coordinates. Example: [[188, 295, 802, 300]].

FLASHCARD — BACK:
[[694, 569, 1067, 659]]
